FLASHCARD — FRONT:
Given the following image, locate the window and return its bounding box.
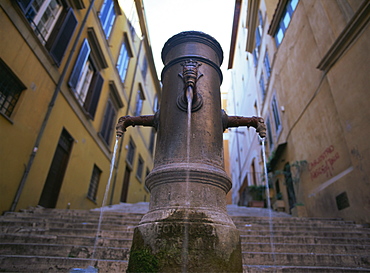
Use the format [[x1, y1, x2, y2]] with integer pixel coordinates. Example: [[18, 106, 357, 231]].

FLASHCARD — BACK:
[[153, 95, 159, 113], [256, 11, 263, 47], [100, 97, 117, 145], [134, 87, 145, 116], [271, 96, 281, 132], [68, 39, 104, 119], [274, 0, 299, 47], [28, 0, 62, 42], [252, 48, 259, 67], [0, 59, 26, 118], [117, 37, 132, 82], [250, 161, 257, 186], [17, 0, 77, 66], [266, 117, 273, 148], [136, 156, 144, 181], [18, 0, 62, 43], [253, 11, 264, 67], [87, 165, 101, 202], [100, 82, 123, 145], [254, 101, 258, 117], [259, 72, 266, 101], [142, 57, 148, 79], [145, 168, 150, 191], [127, 139, 136, 165], [149, 128, 156, 154], [87, 28, 109, 70], [264, 52, 271, 81], [99, 0, 116, 38], [129, 21, 136, 40], [336, 192, 350, 210]]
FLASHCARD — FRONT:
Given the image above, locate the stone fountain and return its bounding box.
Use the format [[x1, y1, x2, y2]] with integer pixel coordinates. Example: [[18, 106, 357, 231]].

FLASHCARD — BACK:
[[116, 31, 265, 272]]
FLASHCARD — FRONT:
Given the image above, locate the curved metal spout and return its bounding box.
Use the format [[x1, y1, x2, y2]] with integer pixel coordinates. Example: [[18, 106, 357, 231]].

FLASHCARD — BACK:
[[116, 114, 157, 137], [222, 111, 266, 138], [178, 59, 203, 110], [186, 86, 193, 103]]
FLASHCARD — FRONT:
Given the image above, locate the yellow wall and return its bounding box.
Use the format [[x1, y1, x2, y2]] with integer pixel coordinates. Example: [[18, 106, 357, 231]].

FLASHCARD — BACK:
[[0, 3, 57, 212], [0, 0, 159, 213]]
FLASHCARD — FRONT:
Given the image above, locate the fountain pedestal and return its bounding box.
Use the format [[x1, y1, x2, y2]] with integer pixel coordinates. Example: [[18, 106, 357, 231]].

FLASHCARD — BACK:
[[127, 31, 242, 272]]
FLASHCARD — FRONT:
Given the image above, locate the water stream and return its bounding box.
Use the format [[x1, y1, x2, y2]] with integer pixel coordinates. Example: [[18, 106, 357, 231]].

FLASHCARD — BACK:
[[181, 88, 193, 272], [90, 137, 120, 266], [185, 87, 193, 201], [261, 138, 276, 264]]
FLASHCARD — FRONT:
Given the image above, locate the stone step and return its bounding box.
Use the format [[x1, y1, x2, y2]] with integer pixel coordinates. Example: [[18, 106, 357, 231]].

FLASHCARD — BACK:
[[0, 226, 134, 238], [3, 224, 367, 242], [8, 210, 362, 230], [1, 245, 368, 271], [3, 212, 143, 222], [4, 212, 360, 226], [17, 208, 144, 218], [2, 235, 367, 255], [2, 215, 366, 233], [242, 252, 370, 268], [2, 223, 368, 243], [0, 255, 127, 272], [0, 250, 367, 272], [3, 220, 366, 236], [0, 216, 142, 226], [0, 243, 129, 260], [12, 208, 355, 226], [236, 224, 369, 234], [5, 215, 139, 226], [4, 216, 363, 234], [241, 242, 370, 254], [239, 229, 370, 238], [241, 234, 370, 245], [231, 216, 354, 224], [242, 265, 370, 272], [0, 219, 139, 231], [233, 219, 362, 228], [2, 222, 367, 242], [13, 209, 347, 221], [5, 212, 271, 222], [0, 233, 133, 248], [1, 206, 369, 272]]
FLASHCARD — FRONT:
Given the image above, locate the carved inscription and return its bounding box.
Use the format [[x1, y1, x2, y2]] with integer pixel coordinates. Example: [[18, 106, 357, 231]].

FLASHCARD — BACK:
[[308, 145, 340, 180], [154, 222, 215, 236], [153, 222, 217, 252]]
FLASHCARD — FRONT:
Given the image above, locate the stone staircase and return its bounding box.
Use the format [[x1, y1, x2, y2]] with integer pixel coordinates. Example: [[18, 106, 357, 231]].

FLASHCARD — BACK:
[[0, 204, 369, 272]]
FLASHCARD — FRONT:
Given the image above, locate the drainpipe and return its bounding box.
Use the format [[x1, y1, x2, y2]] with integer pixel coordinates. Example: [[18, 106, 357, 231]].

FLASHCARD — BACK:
[[109, 36, 144, 205], [10, 0, 96, 212]]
